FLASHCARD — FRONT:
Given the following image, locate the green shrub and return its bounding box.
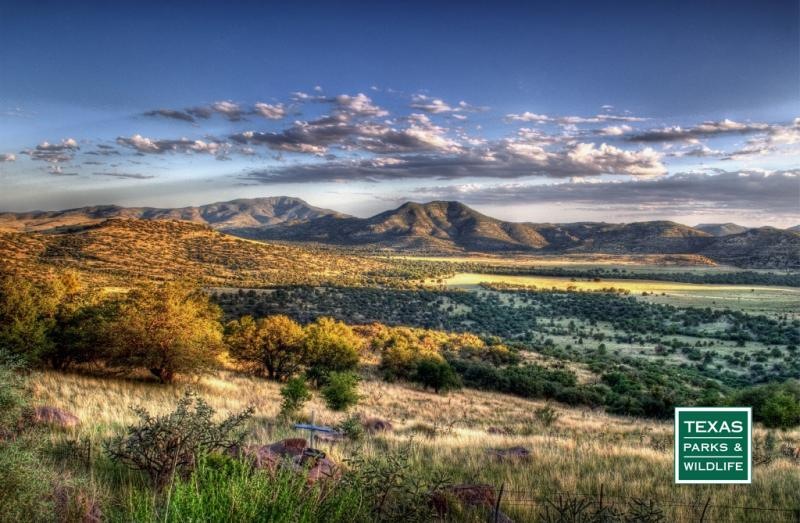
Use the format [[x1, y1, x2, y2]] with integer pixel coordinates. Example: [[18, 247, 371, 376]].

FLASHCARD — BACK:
[[336, 414, 365, 442], [321, 371, 360, 411], [732, 381, 800, 429], [226, 314, 306, 380], [413, 357, 461, 394], [279, 376, 312, 420], [534, 404, 561, 427], [304, 317, 361, 384], [104, 392, 254, 487]]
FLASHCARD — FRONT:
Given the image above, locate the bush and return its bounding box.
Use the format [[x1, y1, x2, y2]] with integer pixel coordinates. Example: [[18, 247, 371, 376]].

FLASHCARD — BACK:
[[0, 276, 55, 365], [105, 281, 224, 383], [104, 392, 253, 487], [304, 317, 361, 383], [279, 376, 312, 420], [336, 414, 365, 441], [413, 358, 461, 394], [534, 404, 560, 427], [226, 314, 305, 380], [321, 371, 360, 411], [732, 381, 800, 429]]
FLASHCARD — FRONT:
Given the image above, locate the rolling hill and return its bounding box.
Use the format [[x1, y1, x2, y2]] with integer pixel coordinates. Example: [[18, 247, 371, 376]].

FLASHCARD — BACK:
[[695, 223, 750, 236], [0, 197, 343, 233]]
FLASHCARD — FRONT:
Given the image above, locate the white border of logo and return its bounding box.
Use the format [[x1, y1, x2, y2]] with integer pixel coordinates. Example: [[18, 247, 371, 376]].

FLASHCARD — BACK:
[[674, 407, 752, 484]]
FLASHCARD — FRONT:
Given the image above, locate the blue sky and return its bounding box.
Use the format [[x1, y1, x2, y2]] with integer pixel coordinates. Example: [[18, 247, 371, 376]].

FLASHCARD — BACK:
[[0, 0, 798, 225]]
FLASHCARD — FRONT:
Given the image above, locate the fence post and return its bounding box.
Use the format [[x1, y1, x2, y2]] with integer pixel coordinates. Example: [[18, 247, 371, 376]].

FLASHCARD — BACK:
[[698, 496, 711, 523], [494, 482, 504, 523]]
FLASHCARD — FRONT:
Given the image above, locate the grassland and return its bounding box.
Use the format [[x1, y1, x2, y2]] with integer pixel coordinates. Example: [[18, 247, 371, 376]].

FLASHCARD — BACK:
[[436, 272, 800, 314], [29, 370, 800, 522]]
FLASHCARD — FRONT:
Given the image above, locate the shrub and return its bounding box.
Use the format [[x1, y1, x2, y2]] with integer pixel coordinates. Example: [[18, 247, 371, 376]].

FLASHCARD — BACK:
[[0, 276, 55, 365], [731, 381, 800, 429], [321, 371, 360, 411], [534, 404, 560, 427], [279, 376, 312, 420], [304, 317, 361, 383], [413, 357, 461, 394], [105, 281, 223, 383], [336, 414, 365, 441], [226, 314, 305, 380], [104, 392, 253, 487]]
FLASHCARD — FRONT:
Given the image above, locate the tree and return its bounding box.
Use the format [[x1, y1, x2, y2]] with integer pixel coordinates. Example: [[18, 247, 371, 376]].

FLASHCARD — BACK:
[[105, 281, 223, 383], [304, 317, 361, 384], [321, 371, 360, 411], [225, 315, 305, 380], [413, 358, 461, 394], [0, 276, 55, 364]]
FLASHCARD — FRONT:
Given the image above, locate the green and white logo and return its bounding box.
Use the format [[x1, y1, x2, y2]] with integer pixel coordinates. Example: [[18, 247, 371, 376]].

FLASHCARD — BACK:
[[674, 407, 751, 484]]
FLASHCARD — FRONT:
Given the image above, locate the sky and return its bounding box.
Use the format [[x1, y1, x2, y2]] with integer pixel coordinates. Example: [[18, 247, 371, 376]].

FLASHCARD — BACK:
[[0, 0, 798, 226]]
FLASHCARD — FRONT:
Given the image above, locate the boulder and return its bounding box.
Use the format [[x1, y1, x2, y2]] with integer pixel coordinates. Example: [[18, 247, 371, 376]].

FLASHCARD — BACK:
[[33, 406, 80, 428], [268, 438, 307, 457], [294, 448, 341, 485], [431, 484, 514, 523], [227, 444, 281, 471], [362, 417, 393, 434]]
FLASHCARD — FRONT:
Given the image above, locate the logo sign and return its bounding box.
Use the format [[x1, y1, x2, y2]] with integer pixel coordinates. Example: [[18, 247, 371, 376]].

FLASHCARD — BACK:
[[674, 407, 751, 484]]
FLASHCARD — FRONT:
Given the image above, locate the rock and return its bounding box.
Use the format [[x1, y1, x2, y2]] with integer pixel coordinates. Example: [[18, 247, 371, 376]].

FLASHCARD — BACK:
[[431, 484, 514, 522], [227, 444, 281, 471], [294, 448, 341, 485], [268, 438, 307, 457], [33, 406, 80, 428], [316, 432, 346, 444], [362, 417, 393, 434], [486, 446, 531, 461]]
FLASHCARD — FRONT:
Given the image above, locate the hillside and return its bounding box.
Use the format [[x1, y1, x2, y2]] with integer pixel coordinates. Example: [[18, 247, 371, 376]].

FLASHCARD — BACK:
[[698, 227, 800, 269], [0, 218, 393, 287], [0, 196, 343, 233], [695, 222, 750, 236]]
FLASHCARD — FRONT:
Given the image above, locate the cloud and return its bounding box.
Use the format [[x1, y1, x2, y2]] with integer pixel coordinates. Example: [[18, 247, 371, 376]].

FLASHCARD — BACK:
[[93, 172, 155, 179], [505, 112, 647, 125], [253, 102, 286, 119], [725, 118, 800, 158], [144, 109, 196, 123], [48, 165, 79, 176], [116, 134, 228, 157], [410, 95, 485, 114], [408, 170, 800, 215], [627, 119, 770, 142], [241, 139, 665, 184], [211, 101, 245, 121], [23, 138, 80, 163], [0, 153, 15, 162], [598, 125, 633, 136], [334, 93, 388, 117]]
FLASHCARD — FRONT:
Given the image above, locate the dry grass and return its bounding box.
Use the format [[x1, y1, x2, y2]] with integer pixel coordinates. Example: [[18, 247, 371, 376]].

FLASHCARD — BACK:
[[30, 370, 800, 522]]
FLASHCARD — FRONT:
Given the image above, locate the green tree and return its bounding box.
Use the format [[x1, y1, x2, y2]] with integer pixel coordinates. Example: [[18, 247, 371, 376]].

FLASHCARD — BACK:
[[225, 315, 305, 380], [321, 371, 360, 411], [304, 317, 361, 384], [105, 281, 223, 383], [413, 357, 461, 394], [0, 276, 55, 364]]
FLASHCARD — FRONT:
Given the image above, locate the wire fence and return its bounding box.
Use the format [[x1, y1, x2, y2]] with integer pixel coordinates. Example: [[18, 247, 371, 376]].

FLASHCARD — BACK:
[[447, 484, 800, 523]]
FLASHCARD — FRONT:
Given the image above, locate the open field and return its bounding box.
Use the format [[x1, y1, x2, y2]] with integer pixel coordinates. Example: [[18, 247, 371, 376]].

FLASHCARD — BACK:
[[435, 272, 800, 315], [29, 370, 800, 522]]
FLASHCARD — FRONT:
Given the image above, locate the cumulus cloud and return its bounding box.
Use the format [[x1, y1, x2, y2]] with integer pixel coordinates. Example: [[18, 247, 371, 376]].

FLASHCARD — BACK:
[[23, 138, 80, 163], [598, 125, 633, 136], [725, 118, 800, 158], [253, 102, 286, 119], [408, 170, 800, 215], [627, 119, 770, 142], [410, 95, 485, 114], [334, 93, 388, 117], [48, 165, 79, 176], [0, 153, 15, 162], [116, 134, 228, 157]]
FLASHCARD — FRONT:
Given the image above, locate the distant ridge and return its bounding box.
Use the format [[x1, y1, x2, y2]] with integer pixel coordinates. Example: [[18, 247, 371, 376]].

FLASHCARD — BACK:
[[0, 197, 345, 233], [695, 223, 750, 236], [2, 198, 798, 269]]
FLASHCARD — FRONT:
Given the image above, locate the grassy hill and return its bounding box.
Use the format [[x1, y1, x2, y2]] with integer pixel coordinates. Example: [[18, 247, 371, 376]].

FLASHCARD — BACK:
[[0, 218, 394, 287]]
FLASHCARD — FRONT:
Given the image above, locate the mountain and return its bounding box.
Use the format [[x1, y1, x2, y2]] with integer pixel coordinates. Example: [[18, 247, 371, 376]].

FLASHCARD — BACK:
[[0, 197, 343, 233], [695, 223, 750, 236], [2, 199, 797, 269], [788, 225, 800, 233], [697, 227, 800, 269], [238, 201, 550, 251]]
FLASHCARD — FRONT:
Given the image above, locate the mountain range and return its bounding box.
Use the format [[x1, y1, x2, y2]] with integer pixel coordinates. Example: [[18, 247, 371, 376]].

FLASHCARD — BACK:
[[1, 197, 798, 268]]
